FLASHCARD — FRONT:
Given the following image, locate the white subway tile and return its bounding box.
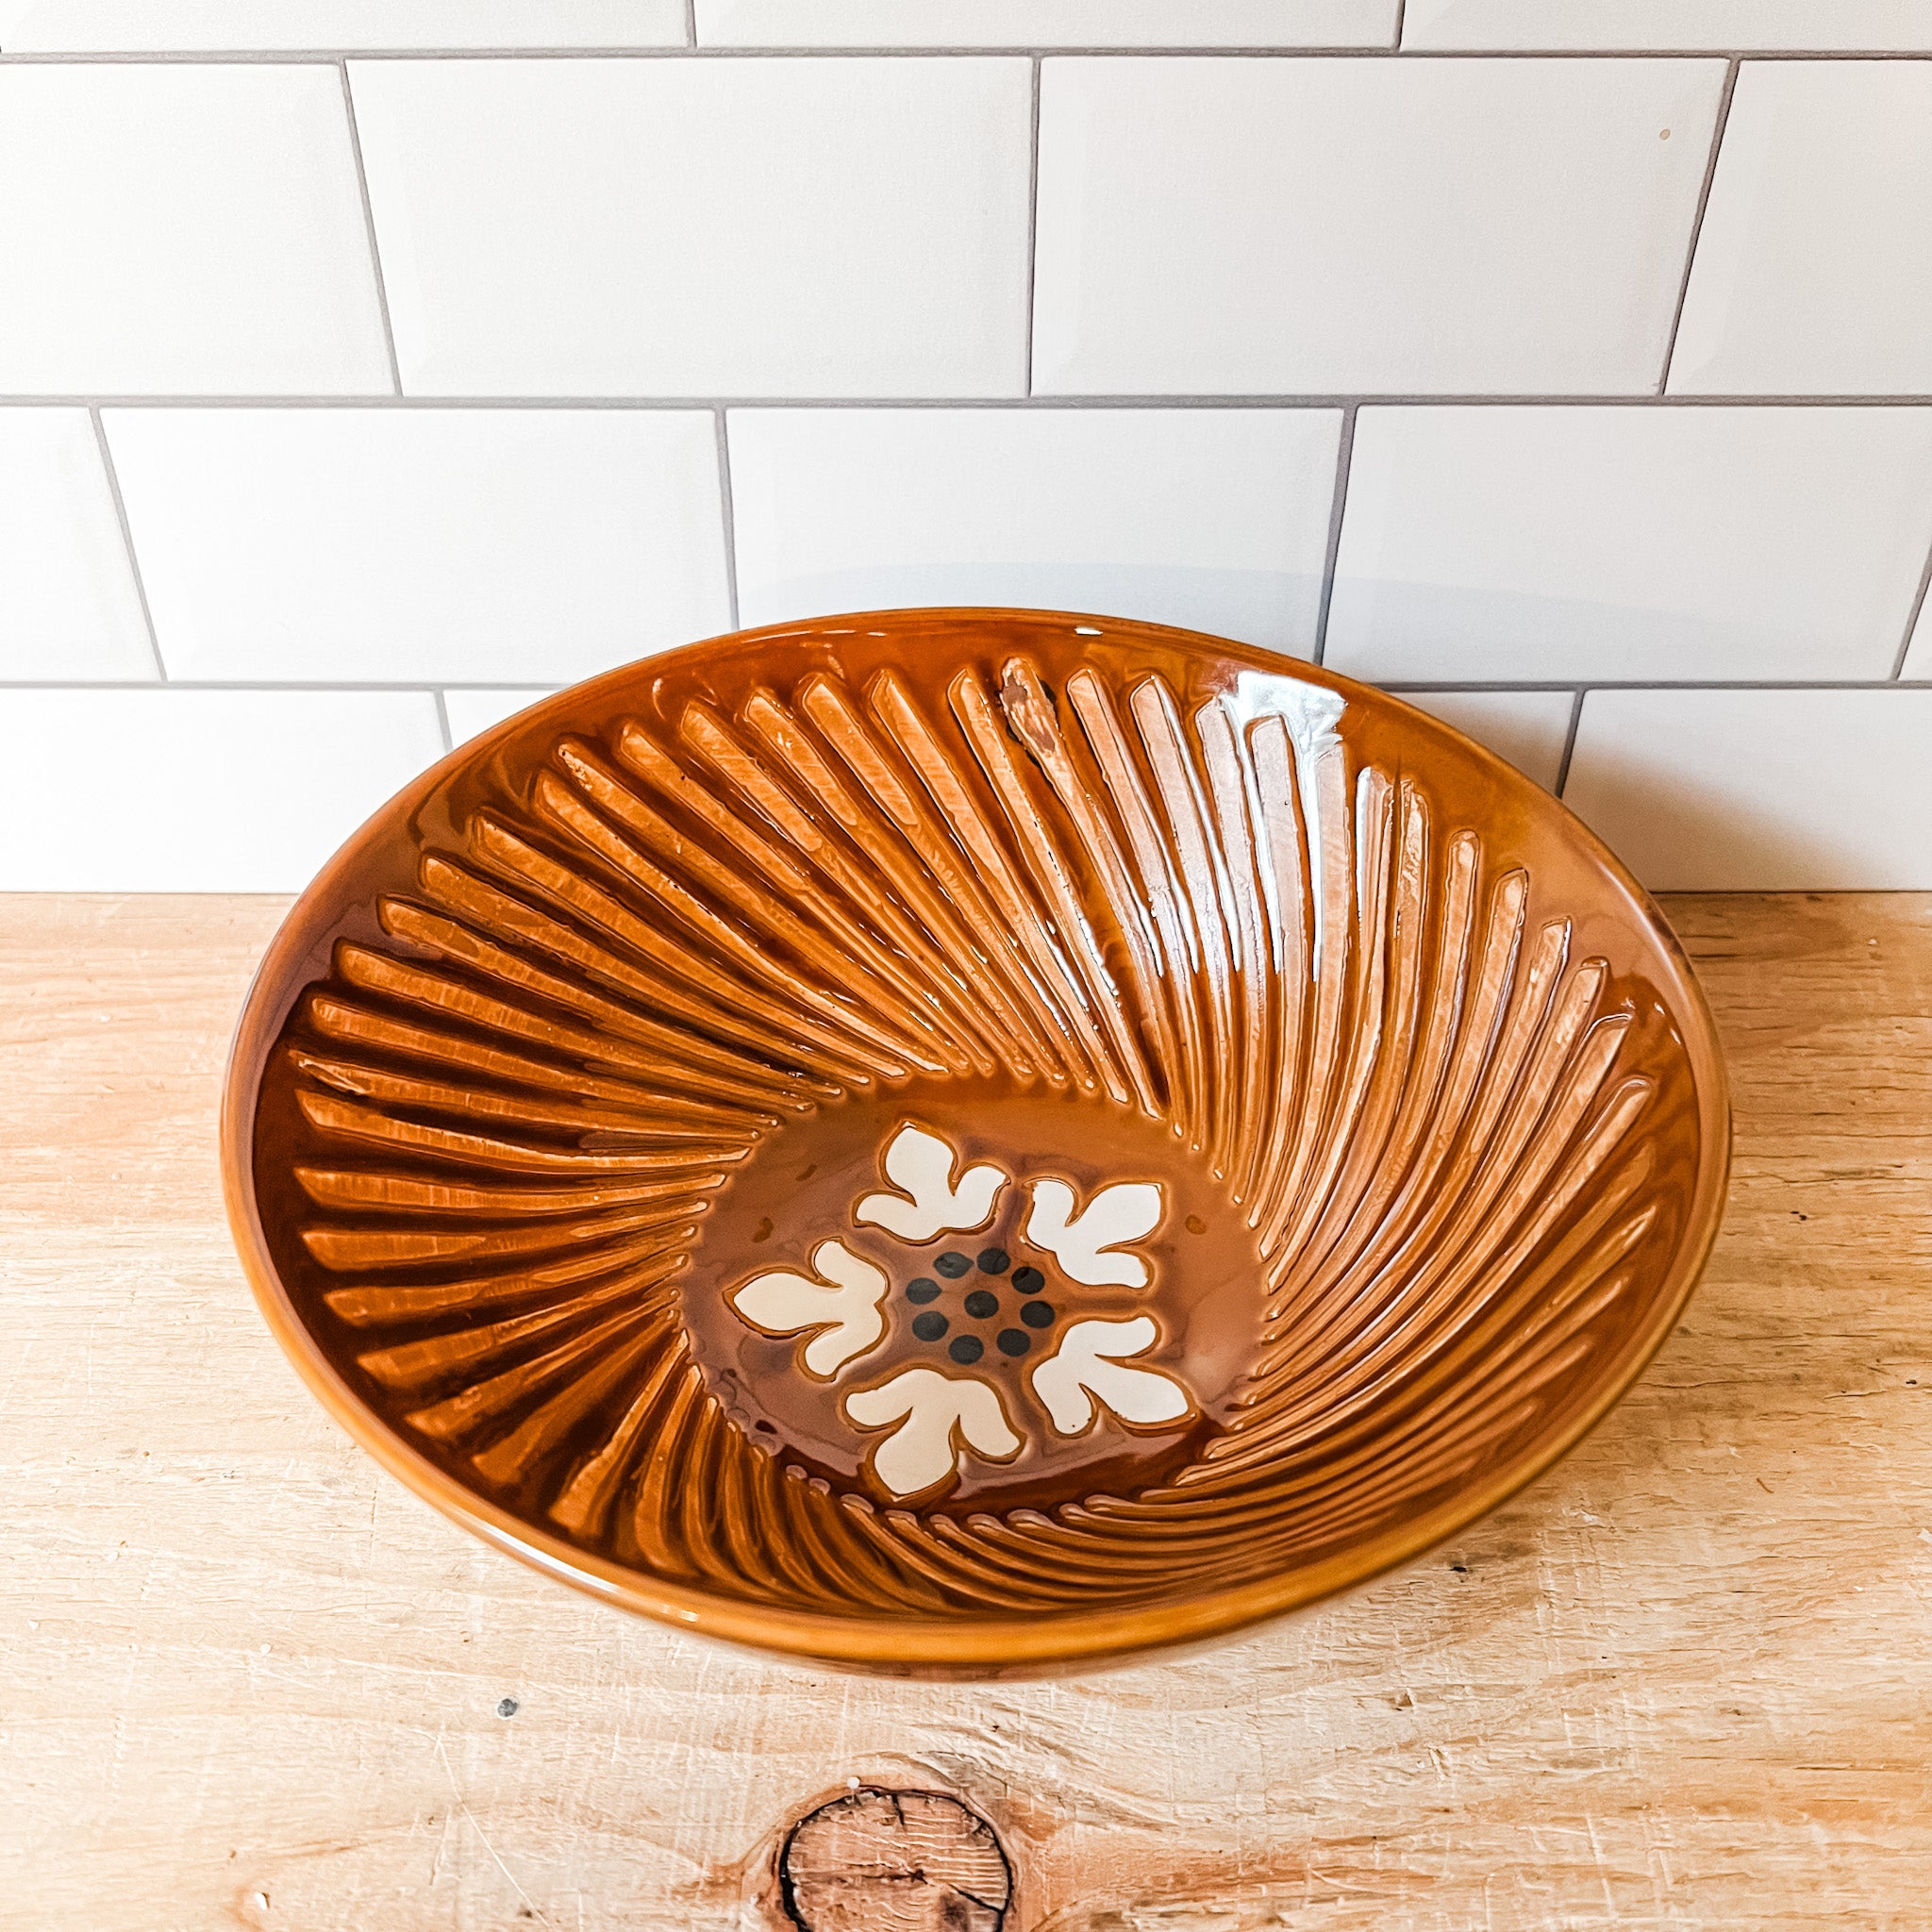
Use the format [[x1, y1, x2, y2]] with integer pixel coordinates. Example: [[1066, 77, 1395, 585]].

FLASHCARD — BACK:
[[1325, 407, 1932, 682], [0, 67, 390, 396], [697, 0, 1396, 47], [1670, 63, 1932, 397], [0, 689, 442, 891], [1397, 690, 1574, 791], [443, 687, 559, 744], [0, 411, 154, 680], [349, 58, 1032, 398], [0, 1, 685, 48], [727, 408, 1341, 652], [1031, 58, 1724, 396], [1402, 1, 1932, 50], [1562, 688, 1932, 890], [103, 409, 729, 683]]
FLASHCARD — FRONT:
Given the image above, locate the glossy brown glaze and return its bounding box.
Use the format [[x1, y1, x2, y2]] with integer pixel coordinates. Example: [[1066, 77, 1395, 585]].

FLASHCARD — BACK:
[[223, 609, 1730, 1675], [682, 1081, 1259, 1514]]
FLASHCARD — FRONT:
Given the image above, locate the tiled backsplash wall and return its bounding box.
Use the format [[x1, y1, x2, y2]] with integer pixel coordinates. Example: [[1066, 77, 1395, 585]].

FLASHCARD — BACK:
[[4, 3, 1930, 892]]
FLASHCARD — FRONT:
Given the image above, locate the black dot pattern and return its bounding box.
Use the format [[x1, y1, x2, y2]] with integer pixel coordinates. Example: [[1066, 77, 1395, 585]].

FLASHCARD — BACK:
[[900, 1247, 1058, 1368]]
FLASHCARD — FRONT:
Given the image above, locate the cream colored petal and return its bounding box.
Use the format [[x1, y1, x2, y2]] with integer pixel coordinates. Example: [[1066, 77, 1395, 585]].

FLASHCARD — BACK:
[[855, 1122, 1007, 1241], [727, 1238, 888, 1379], [1030, 1315, 1193, 1437], [842, 1366, 1022, 1500], [1024, 1177, 1163, 1288]]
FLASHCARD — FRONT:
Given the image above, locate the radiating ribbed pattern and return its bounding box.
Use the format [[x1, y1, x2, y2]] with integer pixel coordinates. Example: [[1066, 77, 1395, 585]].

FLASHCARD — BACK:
[[265, 647, 1673, 1620]]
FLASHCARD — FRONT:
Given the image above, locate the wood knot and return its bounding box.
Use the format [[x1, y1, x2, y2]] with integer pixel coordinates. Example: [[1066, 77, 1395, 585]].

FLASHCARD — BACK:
[[778, 1786, 1011, 1931]]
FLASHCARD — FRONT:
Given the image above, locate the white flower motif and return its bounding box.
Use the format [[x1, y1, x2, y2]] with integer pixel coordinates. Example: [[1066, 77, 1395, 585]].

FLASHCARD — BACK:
[[856, 1122, 1006, 1241], [1024, 1178, 1163, 1288], [1030, 1316, 1193, 1437], [842, 1368, 1022, 1499], [727, 1238, 888, 1379], [724, 1124, 1196, 1499]]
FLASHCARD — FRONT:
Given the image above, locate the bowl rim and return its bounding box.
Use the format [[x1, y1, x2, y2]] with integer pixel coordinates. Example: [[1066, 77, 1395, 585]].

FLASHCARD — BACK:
[[221, 607, 1733, 1673]]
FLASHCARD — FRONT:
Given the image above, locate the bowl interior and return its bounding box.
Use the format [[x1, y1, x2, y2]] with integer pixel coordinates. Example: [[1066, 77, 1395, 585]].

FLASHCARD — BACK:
[[225, 609, 1726, 1673]]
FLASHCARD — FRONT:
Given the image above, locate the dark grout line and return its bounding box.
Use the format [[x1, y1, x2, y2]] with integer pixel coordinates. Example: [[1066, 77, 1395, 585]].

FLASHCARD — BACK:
[[1334, 46, 1932, 59], [1659, 58, 1738, 395], [714, 408, 741, 630], [1891, 533, 1932, 679], [1024, 57, 1042, 399], [1373, 678, 1932, 691], [0, 679, 562, 691], [338, 63, 404, 397], [1552, 690, 1586, 794], [3, 46, 1931, 61], [0, 44, 1374, 62], [431, 690, 454, 753], [684, 0, 697, 52], [1311, 406, 1357, 666], [1391, 0, 1407, 54], [20, 392, 1932, 410], [88, 408, 168, 681], [4, 677, 1928, 693]]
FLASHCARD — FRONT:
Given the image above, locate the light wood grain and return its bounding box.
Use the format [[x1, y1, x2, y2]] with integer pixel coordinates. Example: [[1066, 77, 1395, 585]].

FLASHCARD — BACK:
[[3, 891, 1927, 1931]]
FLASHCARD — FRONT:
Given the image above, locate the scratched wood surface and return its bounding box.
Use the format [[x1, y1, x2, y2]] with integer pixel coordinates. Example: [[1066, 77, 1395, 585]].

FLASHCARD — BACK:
[[2, 891, 1927, 1931]]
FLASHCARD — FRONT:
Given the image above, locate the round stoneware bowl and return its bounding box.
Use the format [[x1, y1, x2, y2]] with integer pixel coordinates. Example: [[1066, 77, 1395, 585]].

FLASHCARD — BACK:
[[224, 608, 1730, 1677]]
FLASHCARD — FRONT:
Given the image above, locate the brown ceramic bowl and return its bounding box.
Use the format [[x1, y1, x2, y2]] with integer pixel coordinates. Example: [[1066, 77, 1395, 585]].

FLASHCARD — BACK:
[[223, 608, 1729, 1677]]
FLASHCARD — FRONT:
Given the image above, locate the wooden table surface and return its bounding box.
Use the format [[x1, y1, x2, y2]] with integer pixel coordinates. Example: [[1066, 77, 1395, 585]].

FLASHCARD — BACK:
[[4, 891, 1927, 1930]]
